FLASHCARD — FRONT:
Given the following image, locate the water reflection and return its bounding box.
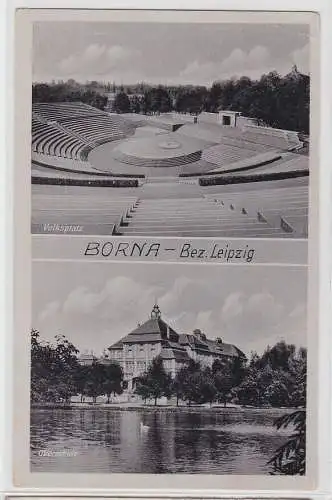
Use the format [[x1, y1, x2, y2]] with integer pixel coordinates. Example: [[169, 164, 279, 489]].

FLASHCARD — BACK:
[[30, 407, 292, 474]]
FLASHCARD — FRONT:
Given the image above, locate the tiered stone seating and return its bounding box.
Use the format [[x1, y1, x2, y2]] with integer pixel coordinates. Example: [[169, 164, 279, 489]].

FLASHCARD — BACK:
[[118, 197, 292, 238], [60, 114, 134, 145], [32, 102, 105, 122], [241, 126, 293, 150], [177, 122, 300, 153], [32, 103, 137, 161], [32, 152, 99, 173], [202, 143, 263, 167], [32, 116, 87, 160], [212, 134, 275, 153], [237, 154, 309, 176], [204, 184, 308, 237], [112, 148, 202, 168], [31, 186, 138, 235]]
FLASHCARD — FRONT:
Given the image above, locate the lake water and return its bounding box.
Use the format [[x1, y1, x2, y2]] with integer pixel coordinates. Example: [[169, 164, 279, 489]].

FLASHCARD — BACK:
[[30, 407, 292, 474]]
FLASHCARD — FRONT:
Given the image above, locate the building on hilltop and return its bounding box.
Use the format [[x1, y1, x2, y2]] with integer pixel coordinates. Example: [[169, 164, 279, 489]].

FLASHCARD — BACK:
[[106, 304, 246, 391]]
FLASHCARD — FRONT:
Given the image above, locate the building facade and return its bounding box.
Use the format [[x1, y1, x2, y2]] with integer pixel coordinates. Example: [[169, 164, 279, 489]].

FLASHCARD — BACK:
[[106, 305, 246, 390]]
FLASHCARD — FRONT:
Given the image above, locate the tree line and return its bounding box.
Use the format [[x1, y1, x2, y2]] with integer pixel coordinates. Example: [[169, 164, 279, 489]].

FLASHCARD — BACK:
[[32, 82, 108, 110], [32, 66, 309, 133], [135, 342, 306, 409], [31, 329, 124, 404], [31, 329, 306, 410]]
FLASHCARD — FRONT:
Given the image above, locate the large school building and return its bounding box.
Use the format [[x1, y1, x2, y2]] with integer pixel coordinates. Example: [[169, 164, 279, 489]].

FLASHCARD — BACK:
[[103, 304, 246, 390]]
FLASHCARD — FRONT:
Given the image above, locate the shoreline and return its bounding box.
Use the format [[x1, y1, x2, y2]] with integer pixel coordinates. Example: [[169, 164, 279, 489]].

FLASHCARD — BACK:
[[31, 402, 303, 413]]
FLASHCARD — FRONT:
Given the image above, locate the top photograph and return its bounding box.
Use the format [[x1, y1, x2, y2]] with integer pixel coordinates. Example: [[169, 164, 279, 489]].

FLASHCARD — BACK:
[[30, 15, 313, 239]]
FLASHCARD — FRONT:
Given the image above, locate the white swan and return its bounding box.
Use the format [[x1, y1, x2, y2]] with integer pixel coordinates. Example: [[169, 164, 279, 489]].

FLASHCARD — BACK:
[[140, 421, 149, 433]]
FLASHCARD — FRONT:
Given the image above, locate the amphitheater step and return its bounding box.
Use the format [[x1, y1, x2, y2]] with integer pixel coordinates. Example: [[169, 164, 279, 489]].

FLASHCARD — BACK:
[[119, 228, 290, 237], [120, 196, 292, 237]]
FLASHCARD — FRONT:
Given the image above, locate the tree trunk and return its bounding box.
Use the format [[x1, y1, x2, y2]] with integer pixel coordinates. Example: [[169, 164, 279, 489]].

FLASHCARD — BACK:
[[176, 395, 179, 407], [154, 397, 157, 406], [80, 394, 83, 403], [107, 394, 110, 404]]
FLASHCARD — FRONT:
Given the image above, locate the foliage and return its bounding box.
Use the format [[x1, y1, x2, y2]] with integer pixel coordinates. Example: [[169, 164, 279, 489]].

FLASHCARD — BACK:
[[172, 366, 188, 406], [31, 328, 306, 412], [32, 82, 107, 110], [31, 329, 79, 403], [103, 362, 124, 403], [212, 362, 234, 406], [134, 356, 173, 405], [113, 91, 131, 113], [234, 342, 307, 408], [30, 330, 124, 404], [32, 67, 310, 133], [268, 410, 306, 475]]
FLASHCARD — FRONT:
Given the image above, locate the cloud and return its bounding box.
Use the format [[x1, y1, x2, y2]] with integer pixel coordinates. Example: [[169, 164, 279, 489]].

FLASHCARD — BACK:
[[221, 292, 244, 320], [63, 286, 105, 315], [218, 291, 287, 349], [57, 43, 140, 78], [178, 43, 309, 85], [179, 45, 272, 84], [221, 45, 270, 73], [34, 273, 306, 356], [38, 300, 60, 322]]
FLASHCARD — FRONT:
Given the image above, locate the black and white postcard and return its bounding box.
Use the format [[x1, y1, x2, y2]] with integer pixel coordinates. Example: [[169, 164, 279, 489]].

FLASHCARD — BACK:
[[11, 7, 322, 493]]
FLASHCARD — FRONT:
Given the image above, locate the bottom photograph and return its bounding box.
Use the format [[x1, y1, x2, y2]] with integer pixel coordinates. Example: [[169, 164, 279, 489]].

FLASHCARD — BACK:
[[30, 261, 307, 476]]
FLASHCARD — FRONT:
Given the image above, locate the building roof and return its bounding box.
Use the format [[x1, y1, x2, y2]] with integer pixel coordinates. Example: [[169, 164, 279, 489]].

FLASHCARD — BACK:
[[107, 305, 245, 359], [179, 333, 211, 352], [121, 317, 178, 343], [108, 306, 179, 348], [109, 339, 123, 350], [179, 333, 245, 359], [160, 343, 190, 362]]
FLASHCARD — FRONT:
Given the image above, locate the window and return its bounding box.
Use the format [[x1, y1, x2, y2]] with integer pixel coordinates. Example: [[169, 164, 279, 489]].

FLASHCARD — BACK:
[[223, 115, 231, 126], [126, 361, 134, 372]]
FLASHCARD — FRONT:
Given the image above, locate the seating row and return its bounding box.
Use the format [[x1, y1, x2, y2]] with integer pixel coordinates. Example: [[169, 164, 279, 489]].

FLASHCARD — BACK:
[[32, 102, 105, 122], [202, 143, 263, 167], [204, 184, 308, 237], [32, 188, 138, 235], [117, 196, 298, 238]]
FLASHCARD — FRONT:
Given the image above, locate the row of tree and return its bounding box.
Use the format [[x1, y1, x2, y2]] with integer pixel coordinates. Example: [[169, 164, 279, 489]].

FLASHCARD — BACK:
[[32, 83, 108, 110], [134, 342, 306, 408], [32, 66, 309, 133], [31, 329, 306, 410], [31, 329, 124, 404]]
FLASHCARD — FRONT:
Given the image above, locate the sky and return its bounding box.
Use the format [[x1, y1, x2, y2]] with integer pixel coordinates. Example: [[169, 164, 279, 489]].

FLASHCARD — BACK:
[[32, 261, 307, 358], [32, 22, 310, 86]]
